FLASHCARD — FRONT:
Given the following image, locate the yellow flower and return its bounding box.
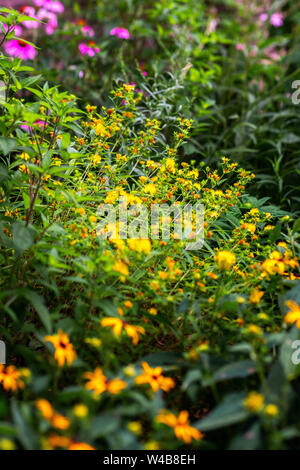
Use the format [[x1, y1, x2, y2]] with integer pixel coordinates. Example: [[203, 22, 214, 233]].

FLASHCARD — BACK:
[[284, 300, 300, 329], [85, 337, 102, 348], [246, 324, 263, 335], [242, 223, 256, 234], [101, 317, 145, 345], [0, 365, 25, 392], [73, 403, 88, 418], [135, 362, 175, 392], [264, 403, 279, 418], [144, 441, 160, 450], [84, 368, 127, 396], [124, 365, 136, 377], [215, 250, 236, 271], [164, 158, 176, 174], [258, 313, 269, 321], [44, 330, 77, 367], [89, 215, 97, 223], [127, 238, 151, 255], [149, 307, 158, 316], [19, 152, 30, 161], [249, 288, 264, 304], [264, 404, 278, 417], [244, 392, 264, 413], [0, 438, 15, 450], [95, 120, 106, 136], [156, 410, 203, 444], [262, 250, 298, 275], [144, 183, 157, 196], [113, 260, 129, 276], [127, 421, 142, 435]]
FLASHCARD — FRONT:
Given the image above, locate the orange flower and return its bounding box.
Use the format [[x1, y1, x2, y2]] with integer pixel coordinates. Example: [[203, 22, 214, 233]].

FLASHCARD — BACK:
[[51, 414, 70, 430], [36, 399, 70, 430], [262, 250, 298, 276], [44, 330, 77, 367], [249, 288, 264, 304], [156, 410, 203, 444], [284, 300, 300, 329], [135, 362, 175, 392], [0, 365, 25, 392], [101, 317, 145, 345], [84, 368, 127, 396], [36, 399, 54, 420], [68, 442, 95, 450], [48, 435, 71, 449]]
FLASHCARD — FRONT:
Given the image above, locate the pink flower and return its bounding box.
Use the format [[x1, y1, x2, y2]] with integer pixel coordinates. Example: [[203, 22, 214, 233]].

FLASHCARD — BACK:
[[37, 8, 58, 35], [78, 42, 100, 57], [4, 39, 37, 61], [20, 6, 40, 30], [270, 12, 283, 27], [207, 18, 218, 34], [21, 120, 48, 132], [236, 43, 245, 51], [3, 23, 23, 37], [110, 27, 130, 39], [259, 13, 268, 23], [33, 0, 64, 13], [82, 25, 95, 37]]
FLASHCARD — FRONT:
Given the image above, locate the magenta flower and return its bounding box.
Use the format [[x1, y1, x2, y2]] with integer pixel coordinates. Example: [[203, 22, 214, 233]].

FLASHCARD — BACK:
[[37, 8, 58, 35], [110, 27, 130, 39], [20, 6, 40, 29], [259, 13, 268, 23], [4, 39, 37, 61], [3, 23, 23, 37], [21, 120, 48, 132], [270, 12, 283, 27], [82, 25, 95, 37], [33, 0, 64, 13], [78, 42, 100, 57]]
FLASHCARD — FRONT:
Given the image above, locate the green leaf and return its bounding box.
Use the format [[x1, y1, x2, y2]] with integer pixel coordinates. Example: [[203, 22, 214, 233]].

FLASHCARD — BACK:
[[23, 290, 52, 333], [12, 221, 34, 255], [212, 360, 257, 383], [228, 421, 261, 450], [11, 401, 38, 450], [195, 393, 249, 431], [0, 137, 18, 156]]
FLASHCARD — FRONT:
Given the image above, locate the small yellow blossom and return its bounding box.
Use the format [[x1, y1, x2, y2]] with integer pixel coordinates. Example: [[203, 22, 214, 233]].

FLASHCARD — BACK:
[[244, 392, 264, 413], [264, 404, 278, 417], [215, 250, 236, 271], [73, 404, 88, 418]]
